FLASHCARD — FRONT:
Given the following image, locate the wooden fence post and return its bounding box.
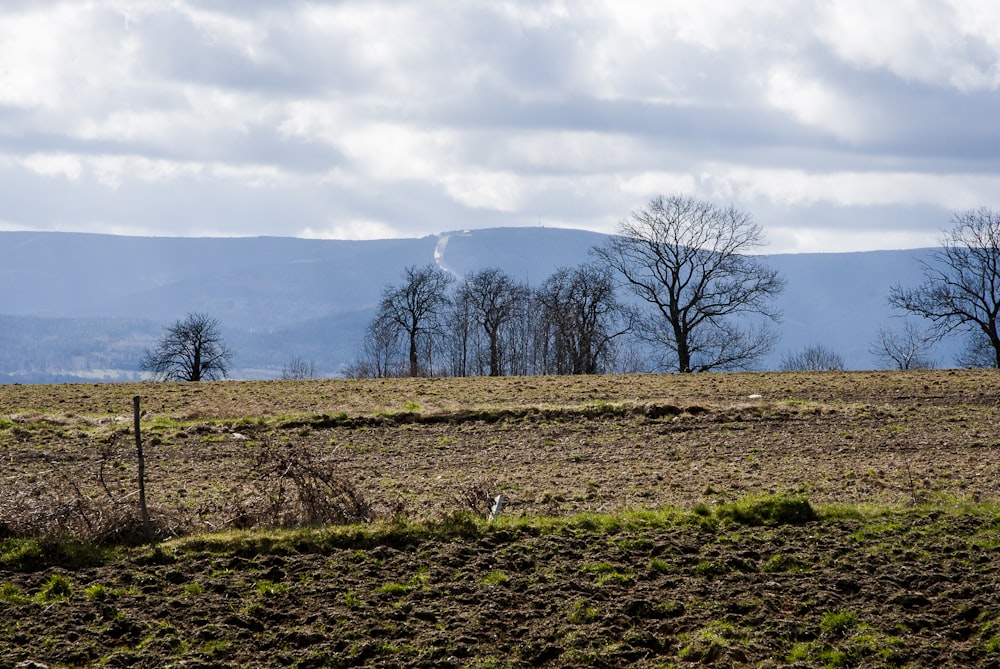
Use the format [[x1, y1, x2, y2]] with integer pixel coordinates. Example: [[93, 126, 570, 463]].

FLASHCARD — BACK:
[[133, 396, 152, 540]]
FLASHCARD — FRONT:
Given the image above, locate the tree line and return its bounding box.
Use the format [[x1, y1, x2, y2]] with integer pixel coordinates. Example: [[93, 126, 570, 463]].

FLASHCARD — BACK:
[[346, 196, 785, 378], [139, 196, 1000, 380], [348, 262, 633, 378]]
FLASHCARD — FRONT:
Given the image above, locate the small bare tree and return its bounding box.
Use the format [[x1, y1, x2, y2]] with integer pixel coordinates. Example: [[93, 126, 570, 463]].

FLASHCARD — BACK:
[[139, 313, 233, 382], [359, 311, 403, 378], [956, 330, 996, 368], [780, 344, 845, 371], [280, 356, 318, 380], [869, 322, 935, 370]]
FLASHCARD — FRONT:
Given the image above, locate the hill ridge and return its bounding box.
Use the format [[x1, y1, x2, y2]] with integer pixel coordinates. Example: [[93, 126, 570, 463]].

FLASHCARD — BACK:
[[0, 228, 952, 381]]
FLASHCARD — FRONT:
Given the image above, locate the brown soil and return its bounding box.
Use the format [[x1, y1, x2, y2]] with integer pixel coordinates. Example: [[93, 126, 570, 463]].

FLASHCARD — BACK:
[[2, 370, 1000, 667]]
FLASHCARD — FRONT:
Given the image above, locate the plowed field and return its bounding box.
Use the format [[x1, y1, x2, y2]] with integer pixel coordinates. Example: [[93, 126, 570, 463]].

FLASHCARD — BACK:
[[2, 370, 1000, 667]]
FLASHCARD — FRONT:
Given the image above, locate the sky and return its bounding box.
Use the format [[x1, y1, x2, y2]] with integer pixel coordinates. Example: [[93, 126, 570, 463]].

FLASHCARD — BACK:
[[1, 1, 999, 254]]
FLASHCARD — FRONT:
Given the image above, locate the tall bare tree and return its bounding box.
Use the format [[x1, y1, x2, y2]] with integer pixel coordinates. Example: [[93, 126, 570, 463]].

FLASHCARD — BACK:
[[889, 207, 1000, 368], [374, 264, 454, 377], [360, 311, 403, 378], [592, 195, 784, 373], [458, 267, 530, 376], [535, 264, 631, 374], [139, 312, 233, 381], [442, 290, 477, 377]]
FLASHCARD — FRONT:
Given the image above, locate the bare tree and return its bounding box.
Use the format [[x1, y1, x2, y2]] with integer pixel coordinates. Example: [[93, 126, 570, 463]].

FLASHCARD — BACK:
[[457, 267, 531, 376], [889, 207, 1000, 368], [360, 311, 403, 378], [780, 344, 845, 371], [535, 264, 632, 374], [592, 195, 784, 373], [280, 356, 318, 380], [139, 313, 233, 381], [442, 290, 477, 377], [869, 322, 935, 370], [375, 264, 454, 377]]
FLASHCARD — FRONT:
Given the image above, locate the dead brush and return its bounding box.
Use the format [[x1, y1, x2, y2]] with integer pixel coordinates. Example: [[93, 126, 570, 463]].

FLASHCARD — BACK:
[[450, 481, 502, 519], [0, 434, 159, 545], [204, 439, 375, 530]]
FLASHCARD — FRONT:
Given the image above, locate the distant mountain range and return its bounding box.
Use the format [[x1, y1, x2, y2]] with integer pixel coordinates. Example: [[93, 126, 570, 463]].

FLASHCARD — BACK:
[[0, 228, 956, 383]]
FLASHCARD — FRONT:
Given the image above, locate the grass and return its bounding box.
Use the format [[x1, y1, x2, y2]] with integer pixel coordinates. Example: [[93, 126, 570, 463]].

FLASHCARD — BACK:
[[566, 599, 599, 624], [254, 579, 289, 596], [0, 582, 29, 604], [678, 620, 749, 662], [821, 610, 861, 636], [35, 573, 73, 603], [482, 570, 510, 586], [83, 583, 111, 601], [715, 495, 818, 526], [3, 495, 997, 572]]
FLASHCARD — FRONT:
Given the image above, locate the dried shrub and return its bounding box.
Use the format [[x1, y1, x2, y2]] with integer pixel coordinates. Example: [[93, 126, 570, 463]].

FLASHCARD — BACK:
[[205, 440, 375, 530], [0, 432, 148, 544], [0, 428, 389, 544], [450, 482, 500, 519]]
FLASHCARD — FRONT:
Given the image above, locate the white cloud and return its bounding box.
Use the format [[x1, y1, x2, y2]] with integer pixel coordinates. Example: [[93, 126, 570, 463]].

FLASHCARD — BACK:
[[441, 171, 524, 212], [302, 219, 401, 240], [618, 172, 699, 199], [89, 156, 203, 189], [818, 0, 1000, 91], [764, 67, 875, 142], [337, 123, 458, 181], [22, 153, 83, 181], [704, 166, 1000, 211], [0, 1, 998, 252], [0, 5, 76, 109], [767, 227, 940, 254]]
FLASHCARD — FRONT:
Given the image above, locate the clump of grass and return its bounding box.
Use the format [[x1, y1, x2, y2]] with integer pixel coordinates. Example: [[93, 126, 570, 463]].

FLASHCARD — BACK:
[[715, 495, 818, 526], [254, 579, 289, 596], [678, 621, 748, 662], [483, 570, 510, 586], [183, 582, 203, 596], [566, 599, 599, 624], [581, 562, 634, 585], [649, 557, 672, 574], [760, 553, 811, 573], [35, 573, 73, 603], [83, 583, 111, 601], [821, 610, 860, 637], [0, 582, 29, 604], [377, 582, 411, 597]]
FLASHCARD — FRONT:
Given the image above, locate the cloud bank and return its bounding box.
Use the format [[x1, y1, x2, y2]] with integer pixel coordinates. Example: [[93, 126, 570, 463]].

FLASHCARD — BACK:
[[1, 0, 999, 252]]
